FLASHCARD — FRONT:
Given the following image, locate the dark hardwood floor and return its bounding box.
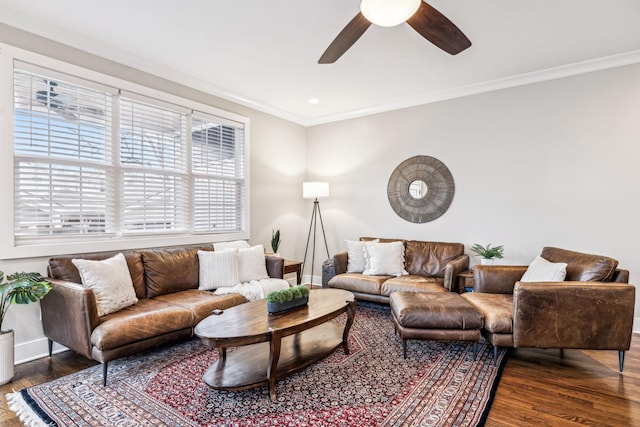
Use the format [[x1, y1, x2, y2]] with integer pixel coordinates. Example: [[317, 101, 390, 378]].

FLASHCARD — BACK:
[[486, 338, 640, 426], [2, 337, 639, 426]]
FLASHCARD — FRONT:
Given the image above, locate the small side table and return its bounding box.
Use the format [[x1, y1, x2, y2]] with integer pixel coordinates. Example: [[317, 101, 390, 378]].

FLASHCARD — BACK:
[[457, 270, 474, 293], [284, 260, 303, 285]]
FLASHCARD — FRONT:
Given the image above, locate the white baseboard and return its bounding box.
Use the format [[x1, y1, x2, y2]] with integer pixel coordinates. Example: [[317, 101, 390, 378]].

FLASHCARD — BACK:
[[15, 337, 68, 365], [301, 274, 322, 287]]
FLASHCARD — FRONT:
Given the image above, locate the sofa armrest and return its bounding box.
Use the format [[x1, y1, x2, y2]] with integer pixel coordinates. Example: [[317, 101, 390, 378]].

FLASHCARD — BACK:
[[612, 268, 630, 283], [321, 258, 335, 288], [473, 265, 528, 294], [333, 251, 348, 275], [265, 255, 284, 279], [513, 281, 635, 350], [444, 254, 469, 291], [321, 252, 348, 289], [40, 278, 99, 359]]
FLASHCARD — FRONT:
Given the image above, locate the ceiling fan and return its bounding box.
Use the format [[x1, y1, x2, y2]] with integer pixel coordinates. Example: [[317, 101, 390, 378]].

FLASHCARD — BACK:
[[318, 0, 471, 64]]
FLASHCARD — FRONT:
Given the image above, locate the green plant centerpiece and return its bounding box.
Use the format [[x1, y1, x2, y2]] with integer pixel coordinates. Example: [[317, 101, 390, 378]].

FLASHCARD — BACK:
[[266, 285, 310, 314], [470, 243, 504, 265], [271, 229, 281, 254], [1, 271, 52, 334]]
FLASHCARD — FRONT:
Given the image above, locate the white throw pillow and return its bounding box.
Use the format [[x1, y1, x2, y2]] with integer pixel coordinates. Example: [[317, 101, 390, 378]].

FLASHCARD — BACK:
[[197, 250, 240, 290], [72, 253, 138, 317], [346, 240, 367, 273], [213, 240, 250, 251], [238, 245, 270, 283], [520, 255, 568, 282], [363, 241, 407, 277]]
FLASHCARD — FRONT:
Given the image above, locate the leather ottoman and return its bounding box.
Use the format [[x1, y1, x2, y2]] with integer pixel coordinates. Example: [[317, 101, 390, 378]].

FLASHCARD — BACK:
[[390, 291, 484, 358]]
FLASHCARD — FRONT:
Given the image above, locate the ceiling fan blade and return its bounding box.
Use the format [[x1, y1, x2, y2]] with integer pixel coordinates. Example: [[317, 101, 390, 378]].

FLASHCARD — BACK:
[[406, 2, 471, 55], [318, 12, 372, 64]]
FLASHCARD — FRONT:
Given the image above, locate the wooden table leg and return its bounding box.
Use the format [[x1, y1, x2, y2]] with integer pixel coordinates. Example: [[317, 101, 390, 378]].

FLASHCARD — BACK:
[[342, 300, 356, 355], [267, 328, 282, 402]]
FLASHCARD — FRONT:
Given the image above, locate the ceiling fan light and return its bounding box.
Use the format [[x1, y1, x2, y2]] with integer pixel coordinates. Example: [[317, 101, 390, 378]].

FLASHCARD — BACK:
[[360, 0, 421, 27]]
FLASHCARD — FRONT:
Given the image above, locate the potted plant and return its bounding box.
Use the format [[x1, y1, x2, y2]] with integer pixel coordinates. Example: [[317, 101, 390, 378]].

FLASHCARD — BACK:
[[470, 243, 505, 265], [266, 285, 309, 314], [271, 229, 281, 256], [0, 271, 52, 385]]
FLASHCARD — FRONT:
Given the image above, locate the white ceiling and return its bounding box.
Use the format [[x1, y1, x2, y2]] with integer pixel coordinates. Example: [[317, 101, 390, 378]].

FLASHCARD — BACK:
[[1, 0, 640, 126]]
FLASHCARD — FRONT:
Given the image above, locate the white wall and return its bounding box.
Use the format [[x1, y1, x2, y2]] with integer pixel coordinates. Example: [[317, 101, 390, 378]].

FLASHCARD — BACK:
[[0, 24, 308, 362], [307, 63, 640, 331]]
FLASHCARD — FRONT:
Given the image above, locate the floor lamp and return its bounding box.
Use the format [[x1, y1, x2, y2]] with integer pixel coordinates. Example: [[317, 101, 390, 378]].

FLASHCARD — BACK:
[[302, 181, 330, 285]]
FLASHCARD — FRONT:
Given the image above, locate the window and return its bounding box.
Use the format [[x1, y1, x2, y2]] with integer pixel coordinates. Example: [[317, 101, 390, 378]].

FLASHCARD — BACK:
[[192, 111, 245, 232], [14, 68, 114, 238], [120, 94, 189, 233], [9, 58, 247, 256]]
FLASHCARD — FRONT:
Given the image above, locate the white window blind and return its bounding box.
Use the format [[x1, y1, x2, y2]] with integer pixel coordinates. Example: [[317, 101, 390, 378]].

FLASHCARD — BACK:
[[14, 68, 114, 239], [120, 95, 189, 233], [192, 111, 245, 232], [12, 62, 247, 248]]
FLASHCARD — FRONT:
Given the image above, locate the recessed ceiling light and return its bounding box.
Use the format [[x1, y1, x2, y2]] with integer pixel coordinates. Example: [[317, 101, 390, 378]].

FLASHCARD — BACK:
[[307, 98, 320, 105]]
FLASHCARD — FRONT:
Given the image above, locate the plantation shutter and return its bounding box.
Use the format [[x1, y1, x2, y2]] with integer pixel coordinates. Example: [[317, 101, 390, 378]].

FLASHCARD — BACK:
[[13, 65, 115, 240], [191, 111, 245, 232], [120, 93, 189, 233]]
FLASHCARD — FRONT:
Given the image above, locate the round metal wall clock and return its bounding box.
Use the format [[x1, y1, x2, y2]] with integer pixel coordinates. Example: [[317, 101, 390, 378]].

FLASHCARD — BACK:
[[387, 155, 455, 223]]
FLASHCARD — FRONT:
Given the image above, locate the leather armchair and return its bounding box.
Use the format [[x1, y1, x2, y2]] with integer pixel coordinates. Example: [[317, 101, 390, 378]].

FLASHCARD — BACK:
[[462, 247, 635, 372]]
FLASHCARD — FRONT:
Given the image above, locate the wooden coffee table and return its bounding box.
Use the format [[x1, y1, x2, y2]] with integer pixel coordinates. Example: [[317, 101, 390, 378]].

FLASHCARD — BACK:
[[194, 288, 355, 401]]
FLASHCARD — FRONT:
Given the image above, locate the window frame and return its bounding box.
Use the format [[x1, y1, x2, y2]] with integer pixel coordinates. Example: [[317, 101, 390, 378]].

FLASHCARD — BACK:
[[0, 44, 250, 260]]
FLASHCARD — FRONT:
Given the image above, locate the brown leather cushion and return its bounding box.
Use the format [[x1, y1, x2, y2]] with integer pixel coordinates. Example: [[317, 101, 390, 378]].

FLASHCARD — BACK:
[[404, 241, 464, 277], [91, 299, 194, 350], [381, 275, 446, 296], [390, 292, 483, 330], [142, 246, 212, 298], [154, 290, 247, 323], [540, 247, 618, 282], [462, 292, 513, 334], [328, 273, 390, 295], [49, 251, 146, 299]]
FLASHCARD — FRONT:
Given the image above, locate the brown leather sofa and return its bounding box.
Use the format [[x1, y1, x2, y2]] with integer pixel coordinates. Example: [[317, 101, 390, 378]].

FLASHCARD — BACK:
[[461, 247, 635, 371], [41, 244, 284, 385], [325, 237, 469, 303]]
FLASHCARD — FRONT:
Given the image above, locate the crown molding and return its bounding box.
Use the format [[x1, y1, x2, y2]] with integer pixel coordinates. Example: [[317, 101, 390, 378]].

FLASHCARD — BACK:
[[96, 48, 640, 128], [302, 49, 640, 126]]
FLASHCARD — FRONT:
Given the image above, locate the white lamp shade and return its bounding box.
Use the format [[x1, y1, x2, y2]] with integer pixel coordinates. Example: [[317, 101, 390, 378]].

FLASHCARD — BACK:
[[303, 182, 330, 199], [360, 0, 421, 27]]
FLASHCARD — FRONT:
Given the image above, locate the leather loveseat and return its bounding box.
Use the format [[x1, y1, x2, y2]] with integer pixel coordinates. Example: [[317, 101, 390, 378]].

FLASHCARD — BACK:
[[324, 237, 469, 303], [461, 247, 635, 371], [40, 244, 284, 385]]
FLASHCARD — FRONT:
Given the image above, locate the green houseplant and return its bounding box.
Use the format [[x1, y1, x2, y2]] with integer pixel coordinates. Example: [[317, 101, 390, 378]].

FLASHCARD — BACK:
[[266, 285, 310, 314], [470, 243, 505, 265], [0, 271, 52, 385], [271, 229, 281, 255]]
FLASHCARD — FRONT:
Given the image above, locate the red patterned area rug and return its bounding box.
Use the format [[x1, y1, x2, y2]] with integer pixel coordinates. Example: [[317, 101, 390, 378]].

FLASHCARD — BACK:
[[8, 302, 507, 426]]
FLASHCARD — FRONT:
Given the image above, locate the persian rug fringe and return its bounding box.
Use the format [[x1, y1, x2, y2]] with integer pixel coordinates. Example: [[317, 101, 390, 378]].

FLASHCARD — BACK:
[[7, 391, 53, 427]]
